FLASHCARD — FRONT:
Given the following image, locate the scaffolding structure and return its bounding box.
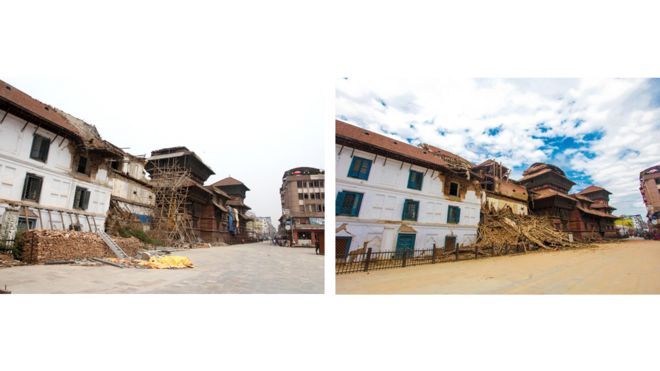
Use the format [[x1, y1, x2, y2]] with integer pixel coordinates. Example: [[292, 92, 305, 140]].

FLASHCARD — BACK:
[[149, 162, 197, 246]]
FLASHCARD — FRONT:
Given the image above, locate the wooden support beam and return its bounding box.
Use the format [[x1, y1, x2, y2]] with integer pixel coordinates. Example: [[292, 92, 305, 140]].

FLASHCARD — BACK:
[[23, 206, 31, 230], [59, 211, 65, 229], [400, 161, 405, 170], [337, 145, 344, 156], [0, 110, 8, 124], [50, 134, 59, 144], [350, 148, 355, 158], [58, 137, 66, 148], [36, 208, 43, 230], [91, 216, 98, 232], [46, 209, 54, 229], [383, 157, 387, 166], [84, 215, 92, 232], [20, 120, 29, 132]]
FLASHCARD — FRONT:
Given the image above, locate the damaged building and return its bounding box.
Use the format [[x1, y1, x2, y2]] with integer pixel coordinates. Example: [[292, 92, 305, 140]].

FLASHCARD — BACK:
[[209, 176, 254, 243], [472, 159, 529, 215], [519, 163, 618, 240], [145, 147, 216, 244], [335, 119, 482, 258], [0, 79, 123, 240]]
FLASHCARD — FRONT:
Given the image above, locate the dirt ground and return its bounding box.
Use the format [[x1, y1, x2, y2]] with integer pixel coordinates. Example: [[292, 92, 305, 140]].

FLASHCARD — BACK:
[[0, 242, 323, 294], [336, 239, 660, 294]]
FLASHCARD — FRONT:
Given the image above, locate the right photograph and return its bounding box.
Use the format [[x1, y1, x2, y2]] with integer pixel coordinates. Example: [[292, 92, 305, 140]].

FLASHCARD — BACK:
[[334, 78, 660, 294]]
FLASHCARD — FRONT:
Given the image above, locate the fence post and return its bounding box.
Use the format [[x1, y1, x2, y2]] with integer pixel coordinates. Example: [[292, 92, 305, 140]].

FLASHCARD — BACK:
[[364, 248, 372, 272], [491, 245, 495, 257], [432, 243, 437, 264], [455, 243, 459, 261], [475, 246, 478, 260], [402, 250, 408, 267]]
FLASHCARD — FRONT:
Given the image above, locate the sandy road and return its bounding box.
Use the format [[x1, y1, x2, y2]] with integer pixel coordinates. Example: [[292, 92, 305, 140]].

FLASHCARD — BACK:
[[336, 239, 660, 294]]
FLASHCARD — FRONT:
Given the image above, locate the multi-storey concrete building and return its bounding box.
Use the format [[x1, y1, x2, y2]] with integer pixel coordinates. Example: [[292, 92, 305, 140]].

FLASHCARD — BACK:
[[335, 119, 481, 258], [279, 167, 325, 247], [640, 165, 660, 234], [0, 79, 122, 240]]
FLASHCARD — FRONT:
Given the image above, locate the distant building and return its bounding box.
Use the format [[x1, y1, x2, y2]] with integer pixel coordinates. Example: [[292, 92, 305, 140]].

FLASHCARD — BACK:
[[640, 165, 660, 233], [335, 119, 481, 258], [519, 163, 618, 240], [0, 79, 122, 240], [253, 216, 275, 240], [472, 159, 529, 215], [279, 167, 325, 247]]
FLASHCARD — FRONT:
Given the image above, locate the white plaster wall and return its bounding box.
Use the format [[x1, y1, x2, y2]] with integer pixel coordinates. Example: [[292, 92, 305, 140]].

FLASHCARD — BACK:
[[111, 176, 155, 206], [0, 109, 112, 230], [336, 144, 480, 253]]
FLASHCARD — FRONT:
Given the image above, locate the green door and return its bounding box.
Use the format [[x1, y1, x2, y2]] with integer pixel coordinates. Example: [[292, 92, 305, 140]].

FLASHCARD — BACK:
[[395, 233, 416, 257]]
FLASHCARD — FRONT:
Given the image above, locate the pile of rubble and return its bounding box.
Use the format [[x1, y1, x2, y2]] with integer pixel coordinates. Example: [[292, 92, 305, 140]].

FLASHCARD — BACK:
[[0, 253, 24, 268], [475, 209, 581, 254], [21, 230, 143, 264]]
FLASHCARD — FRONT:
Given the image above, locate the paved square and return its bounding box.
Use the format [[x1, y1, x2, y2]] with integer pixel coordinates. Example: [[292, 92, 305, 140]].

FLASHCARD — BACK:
[[0, 242, 324, 294]]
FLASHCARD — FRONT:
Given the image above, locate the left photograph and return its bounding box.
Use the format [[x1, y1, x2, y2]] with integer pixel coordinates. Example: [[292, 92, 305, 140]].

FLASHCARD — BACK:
[[0, 78, 324, 294]]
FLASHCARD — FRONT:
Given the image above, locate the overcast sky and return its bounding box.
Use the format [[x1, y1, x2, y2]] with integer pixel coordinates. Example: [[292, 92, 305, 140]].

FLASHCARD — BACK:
[[337, 78, 660, 217], [0, 2, 327, 224]]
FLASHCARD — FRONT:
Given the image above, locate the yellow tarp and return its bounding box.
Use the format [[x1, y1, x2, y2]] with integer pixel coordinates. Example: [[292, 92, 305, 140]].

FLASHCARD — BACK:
[[141, 256, 194, 269]]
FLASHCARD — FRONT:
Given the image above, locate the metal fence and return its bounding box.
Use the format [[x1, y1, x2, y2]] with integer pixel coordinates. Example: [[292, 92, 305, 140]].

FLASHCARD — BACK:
[[336, 244, 534, 274]]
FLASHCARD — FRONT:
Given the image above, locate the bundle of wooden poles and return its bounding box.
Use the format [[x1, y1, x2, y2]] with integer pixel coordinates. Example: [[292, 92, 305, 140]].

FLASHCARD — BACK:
[[475, 208, 580, 255]]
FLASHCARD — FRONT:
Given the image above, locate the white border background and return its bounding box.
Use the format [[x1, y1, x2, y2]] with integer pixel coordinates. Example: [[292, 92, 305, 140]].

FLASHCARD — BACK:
[[3, 1, 660, 370]]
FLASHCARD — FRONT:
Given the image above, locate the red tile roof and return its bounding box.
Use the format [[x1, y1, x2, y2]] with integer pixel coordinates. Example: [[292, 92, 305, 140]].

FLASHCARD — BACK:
[[211, 176, 249, 190], [578, 185, 611, 195], [576, 205, 618, 219], [336, 119, 453, 171], [0, 79, 81, 138]]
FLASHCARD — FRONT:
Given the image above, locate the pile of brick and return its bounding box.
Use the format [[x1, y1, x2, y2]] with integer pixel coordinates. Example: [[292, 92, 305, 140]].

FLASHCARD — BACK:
[[21, 230, 143, 264]]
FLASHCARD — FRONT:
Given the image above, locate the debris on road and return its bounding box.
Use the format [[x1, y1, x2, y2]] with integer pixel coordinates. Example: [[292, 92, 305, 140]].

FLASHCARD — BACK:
[[21, 230, 143, 263], [1, 253, 24, 268], [475, 209, 583, 253], [92, 256, 194, 269]]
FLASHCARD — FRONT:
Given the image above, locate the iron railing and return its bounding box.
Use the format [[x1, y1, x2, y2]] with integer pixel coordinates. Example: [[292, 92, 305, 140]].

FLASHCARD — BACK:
[[336, 244, 536, 274]]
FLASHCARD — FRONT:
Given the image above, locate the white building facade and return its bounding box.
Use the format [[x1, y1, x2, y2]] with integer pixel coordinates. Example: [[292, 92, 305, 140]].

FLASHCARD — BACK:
[[0, 80, 118, 240], [335, 120, 481, 258]]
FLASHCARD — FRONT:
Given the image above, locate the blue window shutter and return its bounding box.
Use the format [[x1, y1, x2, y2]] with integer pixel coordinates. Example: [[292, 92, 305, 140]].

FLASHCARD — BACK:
[[455, 207, 461, 224], [335, 191, 346, 215], [447, 206, 453, 224], [352, 193, 363, 216], [402, 199, 408, 220], [362, 159, 372, 179], [347, 158, 359, 178], [414, 201, 419, 221]]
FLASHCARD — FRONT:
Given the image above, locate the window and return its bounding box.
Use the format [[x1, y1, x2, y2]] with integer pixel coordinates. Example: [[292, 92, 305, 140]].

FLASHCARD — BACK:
[[77, 156, 89, 174], [402, 199, 419, 221], [304, 193, 309, 199], [447, 205, 461, 224], [347, 156, 372, 180], [449, 182, 459, 196], [73, 186, 91, 210], [310, 193, 316, 199], [21, 173, 43, 202], [407, 170, 424, 190], [300, 206, 305, 212], [17, 217, 37, 231], [30, 134, 50, 162], [315, 192, 321, 199], [655, 178, 660, 185], [297, 180, 303, 187], [336, 191, 364, 216], [320, 180, 324, 187], [298, 193, 303, 200]]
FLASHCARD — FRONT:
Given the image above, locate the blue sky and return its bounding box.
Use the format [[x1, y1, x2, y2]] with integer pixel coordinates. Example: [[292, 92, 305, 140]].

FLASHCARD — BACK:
[[336, 78, 660, 216]]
